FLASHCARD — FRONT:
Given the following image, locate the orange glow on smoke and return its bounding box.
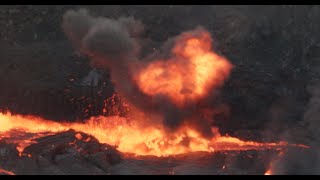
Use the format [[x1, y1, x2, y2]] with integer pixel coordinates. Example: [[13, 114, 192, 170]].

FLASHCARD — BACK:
[[0, 112, 307, 157], [135, 30, 233, 107]]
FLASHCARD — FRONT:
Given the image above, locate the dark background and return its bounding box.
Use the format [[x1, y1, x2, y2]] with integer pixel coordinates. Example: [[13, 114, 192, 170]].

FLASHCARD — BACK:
[[1, 5, 319, 142]]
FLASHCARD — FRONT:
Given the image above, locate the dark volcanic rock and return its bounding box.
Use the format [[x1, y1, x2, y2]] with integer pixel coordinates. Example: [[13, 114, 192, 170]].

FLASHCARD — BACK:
[[0, 130, 311, 175], [0, 130, 122, 175]]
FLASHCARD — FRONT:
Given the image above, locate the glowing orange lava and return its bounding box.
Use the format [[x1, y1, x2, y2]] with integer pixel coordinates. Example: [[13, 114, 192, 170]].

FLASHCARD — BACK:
[[0, 168, 15, 175], [0, 112, 307, 157], [135, 29, 233, 107]]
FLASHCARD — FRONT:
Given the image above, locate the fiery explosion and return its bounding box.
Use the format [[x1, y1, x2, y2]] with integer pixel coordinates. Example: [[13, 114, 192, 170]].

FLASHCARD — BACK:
[[0, 9, 312, 175], [0, 15, 308, 158], [135, 30, 232, 107]]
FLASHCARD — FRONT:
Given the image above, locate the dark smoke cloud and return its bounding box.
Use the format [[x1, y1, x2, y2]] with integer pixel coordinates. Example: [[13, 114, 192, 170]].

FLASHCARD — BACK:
[[266, 82, 320, 174], [62, 9, 224, 138], [62, 9, 140, 64], [62, 9, 153, 121]]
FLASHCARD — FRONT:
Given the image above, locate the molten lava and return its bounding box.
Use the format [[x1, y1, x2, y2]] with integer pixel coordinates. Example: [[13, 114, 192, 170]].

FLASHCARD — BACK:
[[0, 112, 307, 157], [135, 30, 232, 107], [0, 28, 308, 159], [0, 168, 15, 175]]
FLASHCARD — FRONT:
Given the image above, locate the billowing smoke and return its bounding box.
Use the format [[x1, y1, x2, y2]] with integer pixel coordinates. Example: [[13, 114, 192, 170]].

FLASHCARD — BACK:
[[266, 82, 320, 174], [62, 9, 232, 138], [62, 8, 150, 117]]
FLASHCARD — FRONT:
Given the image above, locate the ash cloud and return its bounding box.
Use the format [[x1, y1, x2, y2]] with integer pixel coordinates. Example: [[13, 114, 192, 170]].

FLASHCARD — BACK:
[[62, 9, 155, 126], [62, 9, 226, 138], [62, 9, 141, 65]]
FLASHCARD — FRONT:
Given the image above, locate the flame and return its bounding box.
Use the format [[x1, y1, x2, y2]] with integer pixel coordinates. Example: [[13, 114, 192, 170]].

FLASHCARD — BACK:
[[264, 149, 288, 175], [264, 169, 272, 175], [0, 112, 307, 157], [134, 30, 232, 107]]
